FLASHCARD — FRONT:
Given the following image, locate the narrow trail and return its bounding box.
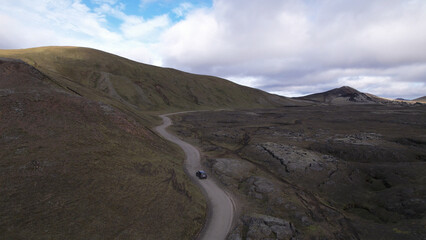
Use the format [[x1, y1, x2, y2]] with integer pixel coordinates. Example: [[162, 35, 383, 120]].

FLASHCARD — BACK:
[[155, 113, 236, 240]]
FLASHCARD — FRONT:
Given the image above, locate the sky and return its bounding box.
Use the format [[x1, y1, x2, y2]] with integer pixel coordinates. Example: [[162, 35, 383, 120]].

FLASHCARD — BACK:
[[1, 0, 425, 99]]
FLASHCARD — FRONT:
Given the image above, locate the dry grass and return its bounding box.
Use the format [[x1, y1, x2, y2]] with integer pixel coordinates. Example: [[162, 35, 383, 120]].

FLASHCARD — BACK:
[[0, 46, 297, 115], [0, 58, 206, 239]]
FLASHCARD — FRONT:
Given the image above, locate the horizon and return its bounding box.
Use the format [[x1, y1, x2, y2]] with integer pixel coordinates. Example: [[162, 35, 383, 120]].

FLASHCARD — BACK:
[[1, 0, 425, 99]]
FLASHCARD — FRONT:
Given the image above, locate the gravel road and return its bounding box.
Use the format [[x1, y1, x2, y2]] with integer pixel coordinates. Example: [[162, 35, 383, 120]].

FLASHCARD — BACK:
[[155, 114, 236, 240]]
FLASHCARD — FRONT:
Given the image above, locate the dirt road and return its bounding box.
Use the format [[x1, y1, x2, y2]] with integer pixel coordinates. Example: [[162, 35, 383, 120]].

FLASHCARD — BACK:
[[155, 114, 236, 240]]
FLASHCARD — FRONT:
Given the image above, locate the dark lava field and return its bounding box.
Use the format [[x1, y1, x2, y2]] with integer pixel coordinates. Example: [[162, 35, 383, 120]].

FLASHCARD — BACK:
[[170, 104, 426, 240]]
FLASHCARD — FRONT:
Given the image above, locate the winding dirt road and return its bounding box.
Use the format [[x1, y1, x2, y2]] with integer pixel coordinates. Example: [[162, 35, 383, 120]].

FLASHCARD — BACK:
[[155, 113, 236, 240]]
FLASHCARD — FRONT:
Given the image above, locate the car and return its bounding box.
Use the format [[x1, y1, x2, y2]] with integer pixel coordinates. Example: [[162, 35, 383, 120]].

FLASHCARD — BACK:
[[196, 170, 207, 179]]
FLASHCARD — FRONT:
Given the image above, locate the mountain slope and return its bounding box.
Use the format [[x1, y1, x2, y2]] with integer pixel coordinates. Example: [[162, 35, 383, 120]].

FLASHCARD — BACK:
[[0, 47, 298, 114], [295, 86, 387, 104], [413, 96, 426, 103], [0, 57, 206, 239]]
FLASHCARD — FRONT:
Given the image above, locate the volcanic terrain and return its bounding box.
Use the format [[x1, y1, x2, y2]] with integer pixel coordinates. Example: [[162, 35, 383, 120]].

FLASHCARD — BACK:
[[169, 105, 426, 239], [0, 47, 425, 240]]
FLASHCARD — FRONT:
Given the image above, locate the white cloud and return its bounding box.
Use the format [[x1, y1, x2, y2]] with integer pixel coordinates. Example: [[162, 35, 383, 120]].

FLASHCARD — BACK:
[[0, 0, 425, 99], [120, 14, 170, 40], [336, 75, 426, 99], [139, 0, 170, 8], [225, 75, 263, 88], [263, 67, 426, 99], [0, 0, 163, 64], [160, 8, 225, 68], [160, 0, 311, 73], [0, 0, 122, 45], [158, 0, 426, 99], [94, 2, 126, 19], [338, 76, 392, 92], [173, 2, 193, 17], [92, 0, 118, 5]]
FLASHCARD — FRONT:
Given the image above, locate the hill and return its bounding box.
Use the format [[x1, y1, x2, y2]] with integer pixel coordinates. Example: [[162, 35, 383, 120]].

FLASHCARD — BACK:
[[0, 57, 207, 239], [413, 96, 426, 103], [0, 47, 298, 116], [294, 86, 388, 104]]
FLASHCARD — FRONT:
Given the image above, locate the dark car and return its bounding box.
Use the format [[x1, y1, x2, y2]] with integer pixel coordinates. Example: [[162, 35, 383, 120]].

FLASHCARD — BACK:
[[196, 170, 207, 179]]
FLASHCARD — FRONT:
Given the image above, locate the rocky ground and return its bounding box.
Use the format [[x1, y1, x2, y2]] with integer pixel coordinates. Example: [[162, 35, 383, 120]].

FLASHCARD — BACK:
[[170, 104, 426, 240]]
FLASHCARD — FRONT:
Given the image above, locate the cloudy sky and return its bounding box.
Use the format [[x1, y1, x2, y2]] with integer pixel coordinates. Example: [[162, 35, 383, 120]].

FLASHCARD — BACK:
[[1, 0, 425, 99]]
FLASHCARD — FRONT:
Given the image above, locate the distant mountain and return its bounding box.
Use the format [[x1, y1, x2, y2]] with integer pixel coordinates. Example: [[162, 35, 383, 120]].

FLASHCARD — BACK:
[[294, 86, 387, 104]]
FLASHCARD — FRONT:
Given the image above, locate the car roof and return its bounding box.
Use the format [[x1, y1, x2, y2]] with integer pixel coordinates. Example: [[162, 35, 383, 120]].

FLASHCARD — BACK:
[[198, 170, 206, 173]]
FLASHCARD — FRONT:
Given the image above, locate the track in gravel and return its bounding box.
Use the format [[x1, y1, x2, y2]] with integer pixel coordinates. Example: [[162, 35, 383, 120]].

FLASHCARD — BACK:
[[155, 113, 236, 240]]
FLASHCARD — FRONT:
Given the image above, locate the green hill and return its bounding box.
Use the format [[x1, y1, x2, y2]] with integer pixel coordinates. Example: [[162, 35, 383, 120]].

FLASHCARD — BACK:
[[0, 47, 296, 116]]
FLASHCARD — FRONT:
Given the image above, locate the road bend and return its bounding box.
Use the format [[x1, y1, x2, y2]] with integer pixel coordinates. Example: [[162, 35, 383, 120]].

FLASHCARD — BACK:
[[155, 114, 236, 240]]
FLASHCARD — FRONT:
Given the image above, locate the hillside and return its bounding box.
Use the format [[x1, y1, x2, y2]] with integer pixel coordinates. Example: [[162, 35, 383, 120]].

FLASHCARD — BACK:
[[413, 96, 426, 103], [0, 57, 208, 239], [0, 47, 298, 116], [295, 86, 387, 104]]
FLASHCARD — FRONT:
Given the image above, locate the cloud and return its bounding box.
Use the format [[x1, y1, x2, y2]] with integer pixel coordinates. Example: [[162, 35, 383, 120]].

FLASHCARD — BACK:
[[160, 0, 310, 73], [120, 14, 170, 41], [226, 75, 264, 88], [1, 0, 425, 99], [158, 0, 426, 99], [264, 66, 426, 99], [92, 0, 119, 5], [173, 2, 193, 17], [139, 0, 174, 9], [0, 0, 122, 45], [0, 0, 164, 64]]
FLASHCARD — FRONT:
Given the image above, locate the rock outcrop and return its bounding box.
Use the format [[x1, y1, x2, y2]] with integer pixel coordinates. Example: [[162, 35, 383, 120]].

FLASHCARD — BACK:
[[228, 214, 297, 240]]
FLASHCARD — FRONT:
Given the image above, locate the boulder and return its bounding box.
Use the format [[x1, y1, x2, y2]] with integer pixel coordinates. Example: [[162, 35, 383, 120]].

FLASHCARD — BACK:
[[246, 177, 277, 200], [239, 214, 296, 240]]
